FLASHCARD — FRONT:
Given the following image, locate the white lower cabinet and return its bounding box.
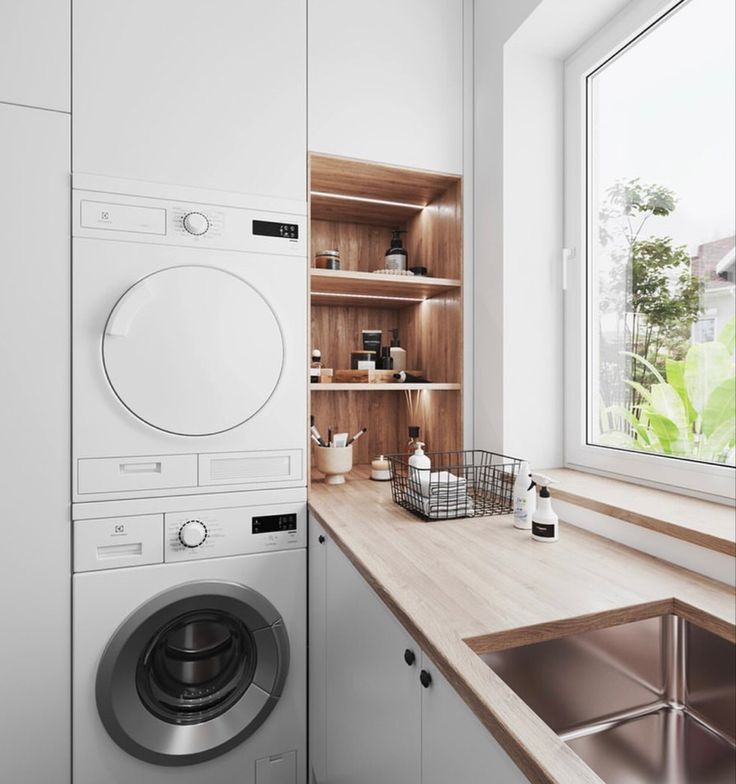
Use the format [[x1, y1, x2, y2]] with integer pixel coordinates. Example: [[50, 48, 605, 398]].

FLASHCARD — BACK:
[[309, 515, 529, 784], [420, 652, 529, 784]]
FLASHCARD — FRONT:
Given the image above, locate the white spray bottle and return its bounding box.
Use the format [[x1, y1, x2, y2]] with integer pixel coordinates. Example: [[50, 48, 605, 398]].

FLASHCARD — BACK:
[[512, 462, 536, 530], [530, 474, 558, 542]]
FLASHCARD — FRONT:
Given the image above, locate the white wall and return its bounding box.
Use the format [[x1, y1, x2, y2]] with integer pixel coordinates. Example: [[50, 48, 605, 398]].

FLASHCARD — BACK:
[[474, 0, 632, 467], [502, 48, 564, 467], [474, 0, 544, 457]]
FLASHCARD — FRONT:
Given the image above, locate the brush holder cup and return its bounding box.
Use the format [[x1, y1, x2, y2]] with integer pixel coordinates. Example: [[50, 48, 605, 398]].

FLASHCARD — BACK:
[[315, 445, 353, 485]]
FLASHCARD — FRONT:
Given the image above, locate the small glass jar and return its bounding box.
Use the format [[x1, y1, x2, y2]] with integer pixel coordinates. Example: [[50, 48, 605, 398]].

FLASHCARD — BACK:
[[315, 250, 341, 270]]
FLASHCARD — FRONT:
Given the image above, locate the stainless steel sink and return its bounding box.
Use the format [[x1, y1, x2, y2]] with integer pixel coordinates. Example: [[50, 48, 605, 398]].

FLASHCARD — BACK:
[[479, 615, 735, 783]]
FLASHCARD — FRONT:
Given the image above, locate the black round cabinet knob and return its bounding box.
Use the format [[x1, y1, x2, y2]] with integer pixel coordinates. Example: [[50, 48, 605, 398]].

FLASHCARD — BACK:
[[318, 535, 325, 544], [420, 669, 432, 688], [403, 649, 416, 666]]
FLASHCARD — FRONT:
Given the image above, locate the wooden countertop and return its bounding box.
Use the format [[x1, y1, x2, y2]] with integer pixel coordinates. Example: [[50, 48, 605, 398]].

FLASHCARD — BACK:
[[308, 467, 736, 784]]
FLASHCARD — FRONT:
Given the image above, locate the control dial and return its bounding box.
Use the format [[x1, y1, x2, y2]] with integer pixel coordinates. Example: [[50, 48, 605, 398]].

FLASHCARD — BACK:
[[182, 211, 209, 236], [179, 519, 208, 548]]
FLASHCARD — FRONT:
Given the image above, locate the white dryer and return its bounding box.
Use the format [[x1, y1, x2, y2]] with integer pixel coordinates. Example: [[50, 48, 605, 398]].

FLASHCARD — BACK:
[[73, 490, 306, 783], [72, 177, 307, 502]]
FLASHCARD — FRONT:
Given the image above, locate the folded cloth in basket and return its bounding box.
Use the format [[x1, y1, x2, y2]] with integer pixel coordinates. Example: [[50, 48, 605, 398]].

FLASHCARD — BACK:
[[410, 470, 467, 498], [407, 470, 474, 519], [406, 492, 475, 519]]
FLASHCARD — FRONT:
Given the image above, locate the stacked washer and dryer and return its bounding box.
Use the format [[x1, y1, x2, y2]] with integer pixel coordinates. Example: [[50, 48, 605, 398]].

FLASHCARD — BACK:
[[69, 3, 310, 781], [71, 179, 308, 783]]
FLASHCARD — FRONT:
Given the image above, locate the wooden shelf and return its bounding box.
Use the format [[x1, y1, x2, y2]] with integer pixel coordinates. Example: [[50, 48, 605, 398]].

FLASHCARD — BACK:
[[310, 269, 461, 308], [310, 153, 460, 207], [312, 383, 461, 392], [309, 153, 464, 460], [310, 192, 422, 227]]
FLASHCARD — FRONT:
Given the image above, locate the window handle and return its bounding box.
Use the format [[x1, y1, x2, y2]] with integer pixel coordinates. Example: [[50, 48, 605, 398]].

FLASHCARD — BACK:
[[562, 247, 574, 292]]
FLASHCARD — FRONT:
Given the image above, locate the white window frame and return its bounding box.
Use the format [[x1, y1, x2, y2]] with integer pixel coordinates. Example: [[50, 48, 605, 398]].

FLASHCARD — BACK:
[[563, 0, 735, 501]]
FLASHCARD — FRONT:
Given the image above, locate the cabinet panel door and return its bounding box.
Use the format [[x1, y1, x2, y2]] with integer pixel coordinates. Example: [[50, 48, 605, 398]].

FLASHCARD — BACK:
[[73, 0, 306, 201], [421, 656, 529, 784], [0, 0, 70, 111], [0, 103, 70, 783], [324, 537, 421, 784], [309, 0, 463, 174], [309, 515, 328, 782]]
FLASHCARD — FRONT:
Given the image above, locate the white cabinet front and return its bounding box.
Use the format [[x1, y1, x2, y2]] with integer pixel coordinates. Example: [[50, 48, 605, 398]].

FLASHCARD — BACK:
[[73, 0, 306, 200], [0, 103, 71, 783], [309, 514, 530, 784], [308, 0, 464, 173], [0, 0, 70, 111], [323, 530, 421, 784], [420, 654, 530, 784]]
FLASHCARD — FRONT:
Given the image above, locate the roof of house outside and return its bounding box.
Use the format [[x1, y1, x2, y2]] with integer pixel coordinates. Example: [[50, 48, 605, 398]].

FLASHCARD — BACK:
[[691, 235, 736, 287]]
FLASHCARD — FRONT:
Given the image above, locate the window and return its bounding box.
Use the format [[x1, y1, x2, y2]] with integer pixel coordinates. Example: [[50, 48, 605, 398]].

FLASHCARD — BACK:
[[565, 0, 735, 499]]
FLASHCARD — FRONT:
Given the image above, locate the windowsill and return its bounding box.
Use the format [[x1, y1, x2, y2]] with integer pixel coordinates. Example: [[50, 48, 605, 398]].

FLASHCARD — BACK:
[[542, 468, 736, 557]]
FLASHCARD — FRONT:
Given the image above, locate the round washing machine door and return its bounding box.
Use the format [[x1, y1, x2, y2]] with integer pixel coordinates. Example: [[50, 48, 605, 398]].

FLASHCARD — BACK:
[[102, 265, 284, 436], [96, 581, 290, 766]]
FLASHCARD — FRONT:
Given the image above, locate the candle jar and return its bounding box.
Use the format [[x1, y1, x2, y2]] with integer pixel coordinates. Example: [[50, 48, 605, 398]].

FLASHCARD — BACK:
[[371, 455, 391, 481]]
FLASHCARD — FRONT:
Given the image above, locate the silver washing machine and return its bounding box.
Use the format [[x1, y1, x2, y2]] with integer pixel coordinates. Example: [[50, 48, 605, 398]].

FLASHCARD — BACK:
[[73, 490, 307, 783]]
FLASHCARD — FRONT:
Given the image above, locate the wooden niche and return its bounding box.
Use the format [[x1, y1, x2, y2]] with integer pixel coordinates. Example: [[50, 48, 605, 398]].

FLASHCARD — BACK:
[[309, 153, 463, 467]]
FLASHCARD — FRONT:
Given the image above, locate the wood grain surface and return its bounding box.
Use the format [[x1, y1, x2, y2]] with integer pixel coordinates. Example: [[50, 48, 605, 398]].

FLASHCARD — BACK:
[[308, 152, 464, 478], [309, 467, 736, 784], [310, 152, 460, 206], [310, 268, 461, 308], [543, 468, 736, 556]]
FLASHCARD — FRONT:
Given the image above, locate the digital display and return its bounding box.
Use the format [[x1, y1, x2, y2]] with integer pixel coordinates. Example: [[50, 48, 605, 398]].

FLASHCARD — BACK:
[[252, 513, 298, 534], [252, 219, 299, 240]]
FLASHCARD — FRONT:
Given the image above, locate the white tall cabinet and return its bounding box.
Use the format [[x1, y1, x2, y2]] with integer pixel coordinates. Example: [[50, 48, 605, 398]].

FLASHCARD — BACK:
[[308, 0, 464, 173], [72, 0, 307, 200], [0, 0, 70, 111], [0, 103, 71, 784], [308, 516, 529, 784]]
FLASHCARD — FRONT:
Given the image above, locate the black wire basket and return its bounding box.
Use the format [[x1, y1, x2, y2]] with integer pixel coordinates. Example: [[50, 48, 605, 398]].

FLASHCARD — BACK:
[[387, 450, 522, 521]]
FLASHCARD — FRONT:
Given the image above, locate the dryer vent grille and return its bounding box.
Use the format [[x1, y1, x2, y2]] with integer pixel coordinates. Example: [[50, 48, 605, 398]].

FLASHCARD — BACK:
[[199, 450, 302, 486]]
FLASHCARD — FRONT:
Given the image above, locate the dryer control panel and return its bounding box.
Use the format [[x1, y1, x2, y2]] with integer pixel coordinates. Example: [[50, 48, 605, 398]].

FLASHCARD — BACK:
[[164, 502, 306, 562], [73, 185, 307, 257]]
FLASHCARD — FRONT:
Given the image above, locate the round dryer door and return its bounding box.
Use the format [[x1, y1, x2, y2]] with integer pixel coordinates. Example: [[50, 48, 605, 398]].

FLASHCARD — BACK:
[[96, 581, 290, 766], [102, 266, 284, 436]]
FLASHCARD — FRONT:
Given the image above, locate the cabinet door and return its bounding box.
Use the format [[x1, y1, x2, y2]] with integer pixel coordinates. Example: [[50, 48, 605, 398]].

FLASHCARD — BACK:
[[420, 655, 529, 784], [323, 529, 421, 784], [308, 0, 463, 174], [309, 515, 328, 783], [73, 0, 306, 201], [0, 0, 70, 111], [0, 103, 70, 783]]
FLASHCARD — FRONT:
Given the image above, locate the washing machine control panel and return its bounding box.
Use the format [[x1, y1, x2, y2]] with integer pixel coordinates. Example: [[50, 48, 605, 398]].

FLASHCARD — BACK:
[[165, 503, 305, 562]]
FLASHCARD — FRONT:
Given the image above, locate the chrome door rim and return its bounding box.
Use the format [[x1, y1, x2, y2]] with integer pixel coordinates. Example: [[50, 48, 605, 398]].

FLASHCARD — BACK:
[[96, 581, 289, 766]]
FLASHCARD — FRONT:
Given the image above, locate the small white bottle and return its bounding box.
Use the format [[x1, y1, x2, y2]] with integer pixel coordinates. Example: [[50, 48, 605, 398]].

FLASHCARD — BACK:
[[530, 474, 558, 542], [409, 441, 431, 494], [513, 462, 536, 530], [390, 328, 407, 373]]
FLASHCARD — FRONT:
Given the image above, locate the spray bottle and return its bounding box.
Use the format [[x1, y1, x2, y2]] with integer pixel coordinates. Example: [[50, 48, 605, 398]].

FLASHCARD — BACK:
[[512, 462, 536, 530], [530, 474, 558, 542]]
